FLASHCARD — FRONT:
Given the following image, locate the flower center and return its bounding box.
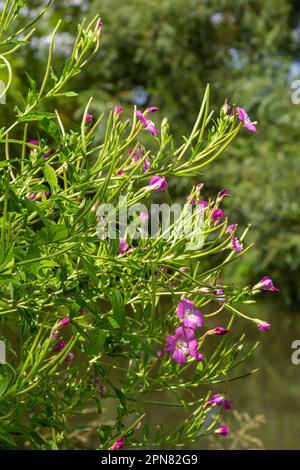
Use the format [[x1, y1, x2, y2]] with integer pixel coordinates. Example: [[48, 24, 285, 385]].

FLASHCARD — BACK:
[[187, 313, 198, 323], [176, 340, 189, 354]]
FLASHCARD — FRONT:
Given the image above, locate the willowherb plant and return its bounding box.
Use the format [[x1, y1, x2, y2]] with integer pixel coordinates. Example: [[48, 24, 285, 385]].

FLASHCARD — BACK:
[[0, 1, 278, 450]]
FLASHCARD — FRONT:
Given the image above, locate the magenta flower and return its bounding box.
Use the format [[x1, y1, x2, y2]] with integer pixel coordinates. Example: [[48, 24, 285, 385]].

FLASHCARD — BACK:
[[146, 107, 159, 113], [253, 276, 279, 292], [27, 193, 36, 200], [199, 200, 208, 207], [58, 317, 70, 329], [187, 196, 196, 205], [205, 393, 224, 407], [111, 437, 125, 450], [148, 176, 168, 192], [236, 106, 257, 133], [176, 298, 203, 329], [145, 120, 158, 136], [65, 352, 74, 362], [227, 224, 237, 234], [28, 140, 39, 153], [41, 150, 51, 160], [211, 208, 224, 222], [206, 327, 229, 336], [129, 147, 143, 159], [85, 113, 93, 123], [256, 320, 271, 331], [164, 326, 203, 365], [212, 288, 226, 303], [217, 188, 230, 201], [118, 238, 129, 254], [51, 331, 59, 341], [136, 110, 158, 136], [129, 147, 150, 172], [231, 236, 243, 253], [54, 341, 65, 353], [136, 110, 147, 126], [114, 105, 123, 116], [117, 170, 125, 175], [216, 425, 229, 436], [156, 350, 162, 357], [223, 399, 233, 410], [143, 158, 150, 172], [198, 287, 210, 293], [205, 394, 233, 410]]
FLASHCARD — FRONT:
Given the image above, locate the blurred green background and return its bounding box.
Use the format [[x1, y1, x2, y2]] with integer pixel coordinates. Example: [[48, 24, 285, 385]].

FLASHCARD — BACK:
[[2, 0, 300, 449]]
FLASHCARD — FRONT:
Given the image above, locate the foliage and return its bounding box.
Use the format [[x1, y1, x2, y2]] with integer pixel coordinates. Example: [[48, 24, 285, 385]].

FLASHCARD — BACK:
[[0, 1, 274, 449]]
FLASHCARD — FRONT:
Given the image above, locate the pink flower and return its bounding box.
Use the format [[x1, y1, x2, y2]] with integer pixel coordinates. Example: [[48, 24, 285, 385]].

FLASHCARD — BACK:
[[117, 170, 125, 175], [236, 106, 257, 133], [145, 120, 158, 136], [176, 299, 203, 329], [143, 159, 150, 172], [54, 341, 65, 353], [211, 209, 224, 222], [58, 317, 70, 329], [118, 238, 129, 254], [212, 288, 226, 303], [156, 350, 162, 357], [136, 110, 158, 136], [223, 399, 233, 410], [187, 196, 196, 205], [205, 394, 233, 410], [216, 425, 229, 436], [114, 106, 123, 116], [136, 110, 147, 126], [149, 176, 168, 192], [41, 151, 51, 160], [227, 224, 237, 234], [27, 193, 36, 200], [198, 287, 210, 293], [256, 320, 271, 331], [28, 140, 39, 154], [85, 113, 93, 123], [51, 331, 59, 341], [217, 188, 230, 201], [206, 327, 229, 336], [164, 326, 203, 365], [205, 393, 224, 407], [253, 276, 279, 292], [111, 437, 125, 450], [199, 200, 208, 207], [65, 352, 74, 362], [231, 236, 243, 253], [146, 107, 159, 113], [129, 147, 150, 172]]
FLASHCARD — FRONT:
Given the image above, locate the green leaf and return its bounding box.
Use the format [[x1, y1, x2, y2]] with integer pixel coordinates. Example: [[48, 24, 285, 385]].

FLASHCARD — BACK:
[[18, 112, 56, 122], [41, 118, 61, 141], [87, 328, 106, 356], [110, 289, 126, 329], [54, 91, 78, 97], [36, 224, 68, 244], [44, 164, 58, 193]]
